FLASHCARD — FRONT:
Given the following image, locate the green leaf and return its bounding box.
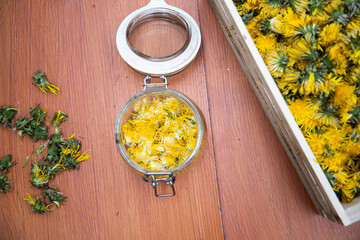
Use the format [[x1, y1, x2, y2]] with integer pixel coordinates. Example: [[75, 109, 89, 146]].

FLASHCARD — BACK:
[[23, 156, 30, 168], [0, 106, 18, 128], [0, 174, 13, 193], [0, 155, 16, 173]]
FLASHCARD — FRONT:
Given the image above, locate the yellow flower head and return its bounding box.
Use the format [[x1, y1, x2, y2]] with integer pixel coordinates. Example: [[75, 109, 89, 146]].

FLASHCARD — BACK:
[[277, 69, 300, 95], [334, 84, 357, 109], [318, 23, 343, 47], [288, 99, 313, 122], [324, 0, 342, 17], [306, 133, 326, 158], [350, 48, 360, 65], [264, 48, 289, 78], [323, 152, 350, 172], [238, 0, 260, 14], [314, 110, 339, 128], [346, 16, 360, 39], [327, 44, 349, 75], [338, 106, 353, 124], [288, 38, 311, 65], [282, 11, 313, 39], [259, 0, 283, 18], [291, 0, 309, 14], [287, 98, 322, 132], [246, 15, 263, 39], [322, 73, 341, 95], [254, 33, 278, 55], [334, 172, 360, 203], [323, 127, 346, 151], [346, 66, 360, 84], [270, 15, 283, 34], [343, 138, 360, 157]]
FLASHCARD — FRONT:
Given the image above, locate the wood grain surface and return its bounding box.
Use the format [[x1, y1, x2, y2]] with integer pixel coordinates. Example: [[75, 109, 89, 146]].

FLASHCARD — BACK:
[[0, 0, 359, 239]]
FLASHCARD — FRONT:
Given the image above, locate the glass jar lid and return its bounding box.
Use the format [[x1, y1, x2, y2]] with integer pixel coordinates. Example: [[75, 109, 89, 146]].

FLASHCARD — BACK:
[[116, 0, 201, 77]]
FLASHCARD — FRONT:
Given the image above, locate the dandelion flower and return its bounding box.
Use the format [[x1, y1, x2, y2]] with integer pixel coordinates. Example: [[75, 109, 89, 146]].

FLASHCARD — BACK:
[[323, 127, 346, 151], [32, 71, 59, 95], [24, 193, 53, 213], [334, 84, 357, 108], [346, 17, 360, 38], [264, 48, 289, 78], [314, 108, 340, 128], [290, 0, 309, 14], [346, 66, 360, 84], [327, 44, 349, 75], [254, 33, 278, 55], [259, 0, 283, 18], [318, 23, 343, 47], [288, 99, 313, 122], [288, 39, 313, 65], [306, 133, 326, 158]]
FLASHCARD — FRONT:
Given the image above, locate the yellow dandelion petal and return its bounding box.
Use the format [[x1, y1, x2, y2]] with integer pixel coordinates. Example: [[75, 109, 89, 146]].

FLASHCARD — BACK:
[[24, 193, 35, 204], [77, 152, 90, 162]]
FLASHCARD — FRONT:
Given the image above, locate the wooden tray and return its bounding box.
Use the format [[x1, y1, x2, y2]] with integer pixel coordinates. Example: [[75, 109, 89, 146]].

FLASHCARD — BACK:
[[208, 0, 360, 226]]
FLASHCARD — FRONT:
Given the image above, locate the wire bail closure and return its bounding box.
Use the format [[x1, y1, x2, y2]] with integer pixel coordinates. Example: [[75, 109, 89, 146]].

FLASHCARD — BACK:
[[144, 173, 176, 197], [143, 75, 168, 90]]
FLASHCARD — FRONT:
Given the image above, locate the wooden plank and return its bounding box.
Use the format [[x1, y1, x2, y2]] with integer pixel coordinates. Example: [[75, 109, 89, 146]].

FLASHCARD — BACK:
[[0, 0, 223, 239]]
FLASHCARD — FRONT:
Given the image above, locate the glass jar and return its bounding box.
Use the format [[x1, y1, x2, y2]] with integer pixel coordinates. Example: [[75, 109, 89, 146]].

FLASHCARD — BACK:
[[115, 0, 204, 197]]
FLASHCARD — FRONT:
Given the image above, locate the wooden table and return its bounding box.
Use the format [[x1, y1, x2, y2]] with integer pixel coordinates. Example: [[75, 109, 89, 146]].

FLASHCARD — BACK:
[[0, 0, 359, 239]]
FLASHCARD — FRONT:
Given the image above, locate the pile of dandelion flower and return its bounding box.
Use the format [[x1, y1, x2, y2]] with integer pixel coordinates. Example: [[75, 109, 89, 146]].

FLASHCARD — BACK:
[[9, 107, 89, 213], [1, 71, 87, 212], [234, 0, 360, 202], [24, 111, 89, 213], [122, 97, 198, 171]]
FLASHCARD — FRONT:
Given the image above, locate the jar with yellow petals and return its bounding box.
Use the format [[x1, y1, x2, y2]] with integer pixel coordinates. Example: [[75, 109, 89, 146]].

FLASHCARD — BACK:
[[115, 0, 204, 197]]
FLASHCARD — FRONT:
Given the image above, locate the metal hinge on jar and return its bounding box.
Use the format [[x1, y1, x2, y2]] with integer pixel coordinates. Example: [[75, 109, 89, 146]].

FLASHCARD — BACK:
[[143, 74, 168, 90], [143, 173, 175, 197]]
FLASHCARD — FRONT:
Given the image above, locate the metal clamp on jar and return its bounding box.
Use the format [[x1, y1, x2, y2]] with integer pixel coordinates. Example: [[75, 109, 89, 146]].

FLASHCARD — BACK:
[[115, 0, 204, 197]]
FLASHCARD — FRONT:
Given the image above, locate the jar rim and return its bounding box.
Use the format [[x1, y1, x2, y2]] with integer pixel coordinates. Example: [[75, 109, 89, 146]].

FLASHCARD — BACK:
[[126, 8, 191, 62], [116, 0, 201, 77]]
